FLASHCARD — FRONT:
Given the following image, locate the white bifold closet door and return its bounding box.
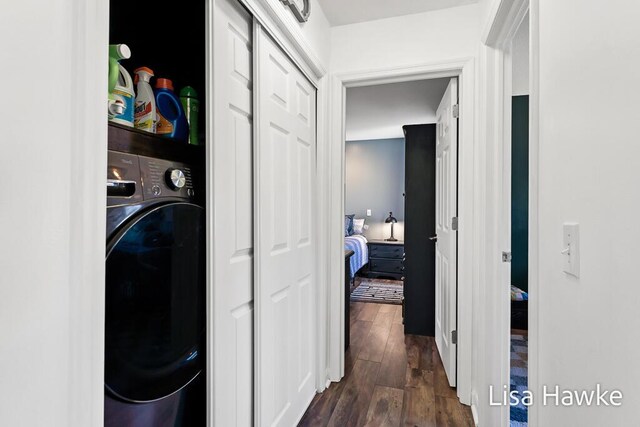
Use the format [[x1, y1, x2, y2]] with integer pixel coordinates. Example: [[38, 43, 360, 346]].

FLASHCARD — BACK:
[[254, 24, 317, 427]]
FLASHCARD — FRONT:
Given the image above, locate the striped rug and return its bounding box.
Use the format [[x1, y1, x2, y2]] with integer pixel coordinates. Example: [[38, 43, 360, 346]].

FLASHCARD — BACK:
[[350, 278, 403, 305], [510, 333, 528, 427]]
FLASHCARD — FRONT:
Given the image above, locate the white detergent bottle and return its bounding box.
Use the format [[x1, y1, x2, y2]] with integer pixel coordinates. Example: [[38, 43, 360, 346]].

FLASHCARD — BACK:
[[133, 67, 156, 133]]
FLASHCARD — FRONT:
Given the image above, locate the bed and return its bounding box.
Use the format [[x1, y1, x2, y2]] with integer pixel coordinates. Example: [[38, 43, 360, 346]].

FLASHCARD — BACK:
[[344, 234, 368, 280]]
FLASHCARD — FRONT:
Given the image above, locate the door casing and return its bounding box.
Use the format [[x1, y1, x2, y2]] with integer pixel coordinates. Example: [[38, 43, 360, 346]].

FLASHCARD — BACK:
[[328, 59, 476, 405], [480, 0, 538, 426]]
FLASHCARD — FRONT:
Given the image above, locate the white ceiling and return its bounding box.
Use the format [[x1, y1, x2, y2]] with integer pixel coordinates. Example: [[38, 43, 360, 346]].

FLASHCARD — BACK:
[[318, 0, 478, 27], [346, 78, 450, 141]]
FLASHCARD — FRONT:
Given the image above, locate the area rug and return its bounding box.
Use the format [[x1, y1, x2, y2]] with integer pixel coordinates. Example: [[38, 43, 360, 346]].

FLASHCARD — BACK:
[[350, 278, 403, 305], [510, 333, 528, 427]]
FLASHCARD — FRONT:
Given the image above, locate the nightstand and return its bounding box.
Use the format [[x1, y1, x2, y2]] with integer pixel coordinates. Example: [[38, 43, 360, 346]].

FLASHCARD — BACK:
[[367, 239, 405, 280]]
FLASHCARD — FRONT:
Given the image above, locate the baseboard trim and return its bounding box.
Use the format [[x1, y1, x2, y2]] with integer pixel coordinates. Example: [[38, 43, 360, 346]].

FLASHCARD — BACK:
[[471, 391, 480, 426]]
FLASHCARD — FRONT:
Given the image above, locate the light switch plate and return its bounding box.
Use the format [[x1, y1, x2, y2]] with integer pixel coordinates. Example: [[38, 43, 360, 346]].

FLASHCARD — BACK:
[[366, 209, 372, 217], [563, 223, 580, 277]]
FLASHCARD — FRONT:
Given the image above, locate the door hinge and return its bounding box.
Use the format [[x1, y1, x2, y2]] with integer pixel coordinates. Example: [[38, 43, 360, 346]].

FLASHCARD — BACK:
[[451, 216, 458, 231], [502, 251, 512, 263], [452, 104, 460, 119], [451, 330, 457, 344]]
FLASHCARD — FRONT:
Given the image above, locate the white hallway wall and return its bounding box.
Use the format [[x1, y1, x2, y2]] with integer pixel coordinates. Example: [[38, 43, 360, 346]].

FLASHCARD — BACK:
[[330, 4, 480, 73], [0, 0, 108, 426], [535, 0, 640, 425], [512, 15, 529, 96], [296, 0, 331, 65]]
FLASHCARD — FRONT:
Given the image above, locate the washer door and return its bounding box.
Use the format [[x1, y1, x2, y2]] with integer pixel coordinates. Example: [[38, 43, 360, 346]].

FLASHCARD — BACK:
[[105, 202, 205, 403]]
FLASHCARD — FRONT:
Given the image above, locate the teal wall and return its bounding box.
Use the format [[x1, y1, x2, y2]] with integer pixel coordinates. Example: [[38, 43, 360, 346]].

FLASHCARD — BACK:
[[511, 96, 529, 290]]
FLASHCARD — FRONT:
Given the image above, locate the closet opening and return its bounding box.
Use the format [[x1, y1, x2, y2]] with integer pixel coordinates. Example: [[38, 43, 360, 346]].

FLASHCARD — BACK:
[[105, 1, 207, 426]]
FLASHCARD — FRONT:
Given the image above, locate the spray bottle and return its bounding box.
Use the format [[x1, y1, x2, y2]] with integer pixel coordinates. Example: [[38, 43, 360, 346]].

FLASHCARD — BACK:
[[133, 67, 156, 133]]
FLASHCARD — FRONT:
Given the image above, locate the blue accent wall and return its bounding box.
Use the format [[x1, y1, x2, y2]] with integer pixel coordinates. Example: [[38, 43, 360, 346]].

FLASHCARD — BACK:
[[511, 96, 529, 290], [345, 138, 405, 240]]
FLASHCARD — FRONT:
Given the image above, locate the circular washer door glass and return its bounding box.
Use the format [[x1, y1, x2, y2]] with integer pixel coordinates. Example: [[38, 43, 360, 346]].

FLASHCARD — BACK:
[[105, 203, 205, 402]]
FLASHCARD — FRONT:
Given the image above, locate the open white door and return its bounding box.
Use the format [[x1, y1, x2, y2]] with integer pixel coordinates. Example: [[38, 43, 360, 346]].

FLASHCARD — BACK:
[[254, 25, 317, 426], [435, 78, 459, 386]]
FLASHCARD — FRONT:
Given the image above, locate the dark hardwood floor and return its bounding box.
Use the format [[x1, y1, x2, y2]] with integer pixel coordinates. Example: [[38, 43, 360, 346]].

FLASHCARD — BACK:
[[299, 302, 474, 427]]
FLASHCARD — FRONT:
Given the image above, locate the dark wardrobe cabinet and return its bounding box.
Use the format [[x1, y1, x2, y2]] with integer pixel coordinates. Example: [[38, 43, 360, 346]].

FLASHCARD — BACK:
[[403, 124, 437, 336]]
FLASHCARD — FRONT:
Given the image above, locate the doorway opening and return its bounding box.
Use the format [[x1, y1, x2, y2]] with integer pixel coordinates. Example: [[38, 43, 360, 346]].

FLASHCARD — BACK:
[[312, 76, 468, 422], [316, 58, 476, 422], [342, 76, 450, 370], [507, 11, 530, 427], [327, 61, 475, 404], [344, 78, 450, 311]]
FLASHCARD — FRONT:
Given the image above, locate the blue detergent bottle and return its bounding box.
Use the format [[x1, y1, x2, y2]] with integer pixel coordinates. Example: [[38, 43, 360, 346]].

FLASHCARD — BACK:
[[154, 78, 189, 141]]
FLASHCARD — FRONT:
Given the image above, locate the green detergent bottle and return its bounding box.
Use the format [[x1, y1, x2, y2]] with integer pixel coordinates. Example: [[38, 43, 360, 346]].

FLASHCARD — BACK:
[[180, 86, 200, 145], [108, 44, 134, 126]]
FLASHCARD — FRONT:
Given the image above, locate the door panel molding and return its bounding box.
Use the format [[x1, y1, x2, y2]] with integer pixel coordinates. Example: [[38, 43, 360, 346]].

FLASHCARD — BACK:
[[254, 23, 317, 426], [435, 77, 459, 386], [209, 1, 255, 425]]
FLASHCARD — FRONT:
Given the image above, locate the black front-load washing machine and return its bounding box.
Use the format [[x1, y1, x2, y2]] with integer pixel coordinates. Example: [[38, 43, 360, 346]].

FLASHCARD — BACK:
[[105, 149, 205, 427]]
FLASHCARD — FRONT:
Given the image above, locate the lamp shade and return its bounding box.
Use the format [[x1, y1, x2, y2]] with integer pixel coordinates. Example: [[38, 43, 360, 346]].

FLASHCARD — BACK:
[[385, 212, 397, 224]]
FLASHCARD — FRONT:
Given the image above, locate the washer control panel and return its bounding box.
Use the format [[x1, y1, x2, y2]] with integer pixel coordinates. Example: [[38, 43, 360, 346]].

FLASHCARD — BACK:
[[138, 155, 195, 201]]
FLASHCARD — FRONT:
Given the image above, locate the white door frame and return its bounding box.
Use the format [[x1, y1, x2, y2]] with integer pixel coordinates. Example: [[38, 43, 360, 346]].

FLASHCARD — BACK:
[[481, 0, 538, 426], [328, 58, 476, 405]]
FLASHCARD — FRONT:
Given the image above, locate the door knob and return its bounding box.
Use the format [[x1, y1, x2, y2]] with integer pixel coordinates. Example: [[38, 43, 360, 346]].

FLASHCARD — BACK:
[[429, 235, 438, 242]]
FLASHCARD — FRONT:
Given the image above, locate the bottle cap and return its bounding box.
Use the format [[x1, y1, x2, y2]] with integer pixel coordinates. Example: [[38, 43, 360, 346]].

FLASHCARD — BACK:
[[155, 78, 174, 91], [109, 44, 131, 60], [180, 86, 198, 99], [116, 44, 131, 60], [133, 66, 154, 78]]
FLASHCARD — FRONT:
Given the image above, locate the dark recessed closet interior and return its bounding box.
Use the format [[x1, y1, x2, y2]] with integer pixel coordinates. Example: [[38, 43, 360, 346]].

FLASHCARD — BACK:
[[109, 0, 207, 145], [105, 2, 208, 427]]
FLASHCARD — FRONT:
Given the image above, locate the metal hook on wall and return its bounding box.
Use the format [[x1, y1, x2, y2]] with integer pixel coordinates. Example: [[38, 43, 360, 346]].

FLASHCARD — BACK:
[[280, 0, 311, 22]]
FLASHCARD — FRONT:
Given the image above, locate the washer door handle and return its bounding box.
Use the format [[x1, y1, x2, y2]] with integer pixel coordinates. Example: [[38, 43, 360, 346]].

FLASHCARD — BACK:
[[107, 180, 136, 197]]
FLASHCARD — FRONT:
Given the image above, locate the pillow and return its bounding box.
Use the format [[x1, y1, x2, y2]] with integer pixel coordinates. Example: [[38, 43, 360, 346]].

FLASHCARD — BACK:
[[344, 214, 355, 236], [352, 218, 365, 235], [511, 285, 529, 301]]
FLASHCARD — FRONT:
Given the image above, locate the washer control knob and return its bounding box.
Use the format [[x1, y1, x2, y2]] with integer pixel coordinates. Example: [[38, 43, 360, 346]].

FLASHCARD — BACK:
[[166, 168, 186, 190]]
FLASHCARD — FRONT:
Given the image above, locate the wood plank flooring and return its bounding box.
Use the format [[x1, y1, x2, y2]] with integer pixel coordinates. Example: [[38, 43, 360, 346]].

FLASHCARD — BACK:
[[299, 302, 474, 427]]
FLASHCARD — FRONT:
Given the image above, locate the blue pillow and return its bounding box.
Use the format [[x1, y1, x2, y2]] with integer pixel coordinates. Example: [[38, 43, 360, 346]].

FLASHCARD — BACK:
[[345, 214, 355, 236]]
